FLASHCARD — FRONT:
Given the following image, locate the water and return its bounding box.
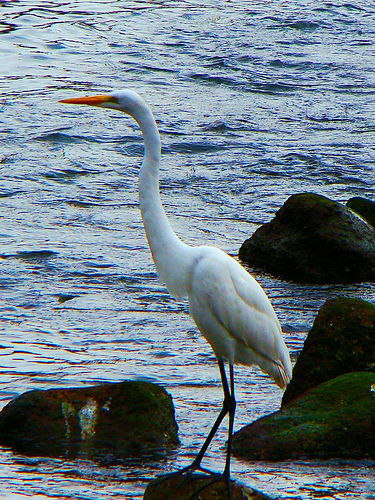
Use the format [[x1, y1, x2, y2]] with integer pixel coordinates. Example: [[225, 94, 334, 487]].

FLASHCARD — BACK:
[[1, 0, 375, 498]]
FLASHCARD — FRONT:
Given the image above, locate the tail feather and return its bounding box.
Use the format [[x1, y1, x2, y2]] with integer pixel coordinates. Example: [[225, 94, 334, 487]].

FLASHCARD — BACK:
[[273, 361, 291, 389], [235, 343, 292, 389], [256, 357, 291, 389]]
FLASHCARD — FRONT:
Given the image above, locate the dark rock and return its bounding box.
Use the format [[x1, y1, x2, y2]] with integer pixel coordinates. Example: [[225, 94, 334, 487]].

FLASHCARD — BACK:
[[282, 297, 375, 405], [0, 381, 179, 461], [232, 372, 375, 461], [0, 250, 57, 260], [56, 293, 77, 303], [347, 197, 375, 228], [239, 193, 375, 283], [143, 472, 274, 500], [232, 298, 375, 462]]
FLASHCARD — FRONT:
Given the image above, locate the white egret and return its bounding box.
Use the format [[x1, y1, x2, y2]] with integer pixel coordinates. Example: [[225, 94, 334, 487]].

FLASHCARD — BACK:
[[60, 89, 292, 496]]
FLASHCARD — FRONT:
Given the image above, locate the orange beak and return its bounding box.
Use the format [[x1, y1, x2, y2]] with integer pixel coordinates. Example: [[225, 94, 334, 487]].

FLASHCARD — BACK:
[[59, 94, 117, 107]]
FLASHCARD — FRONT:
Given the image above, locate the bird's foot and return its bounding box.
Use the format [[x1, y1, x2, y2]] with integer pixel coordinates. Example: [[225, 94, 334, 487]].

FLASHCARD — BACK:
[[189, 472, 232, 500], [152, 460, 214, 487]]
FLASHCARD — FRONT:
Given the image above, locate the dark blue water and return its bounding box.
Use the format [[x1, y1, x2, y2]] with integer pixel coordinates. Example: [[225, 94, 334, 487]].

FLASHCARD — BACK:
[[1, 1, 375, 498]]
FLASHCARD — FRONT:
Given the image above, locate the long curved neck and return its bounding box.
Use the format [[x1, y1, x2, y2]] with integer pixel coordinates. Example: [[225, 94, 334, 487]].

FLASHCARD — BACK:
[[133, 105, 192, 299]]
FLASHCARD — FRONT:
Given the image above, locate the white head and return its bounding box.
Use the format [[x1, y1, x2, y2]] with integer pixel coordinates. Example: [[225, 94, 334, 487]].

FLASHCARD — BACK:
[[60, 87, 160, 163], [60, 88, 149, 119]]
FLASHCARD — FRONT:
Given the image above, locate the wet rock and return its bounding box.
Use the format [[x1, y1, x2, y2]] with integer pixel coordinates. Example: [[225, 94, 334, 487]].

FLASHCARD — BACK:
[[239, 193, 375, 283], [0, 381, 179, 461], [282, 297, 375, 405], [233, 298, 375, 461], [347, 196, 375, 228], [0, 249, 57, 260], [232, 372, 375, 461], [143, 472, 273, 500]]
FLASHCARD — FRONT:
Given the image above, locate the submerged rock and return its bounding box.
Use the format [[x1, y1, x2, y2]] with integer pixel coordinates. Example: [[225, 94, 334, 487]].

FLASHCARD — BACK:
[[143, 472, 273, 500], [232, 372, 375, 461], [239, 193, 375, 283], [0, 381, 179, 461], [282, 297, 375, 405], [347, 197, 375, 228]]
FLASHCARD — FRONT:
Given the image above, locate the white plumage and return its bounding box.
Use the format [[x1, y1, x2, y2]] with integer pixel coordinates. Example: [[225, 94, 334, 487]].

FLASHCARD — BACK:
[[60, 88, 292, 492]]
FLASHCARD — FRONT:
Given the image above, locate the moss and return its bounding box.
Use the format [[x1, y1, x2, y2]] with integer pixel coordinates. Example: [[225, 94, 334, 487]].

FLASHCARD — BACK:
[[240, 192, 375, 283], [347, 197, 375, 228], [233, 372, 375, 461], [283, 298, 375, 405], [0, 380, 179, 460]]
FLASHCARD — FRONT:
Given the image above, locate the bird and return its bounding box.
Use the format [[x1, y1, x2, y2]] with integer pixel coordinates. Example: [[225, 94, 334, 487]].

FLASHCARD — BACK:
[[60, 89, 292, 496]]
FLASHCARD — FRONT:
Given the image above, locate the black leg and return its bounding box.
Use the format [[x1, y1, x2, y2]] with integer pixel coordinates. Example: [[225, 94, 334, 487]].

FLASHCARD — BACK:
[[153, 358, 236, 499], [188, 360, 236, 499], [224, 362, 236, 479], [188, 357, 232, 472]]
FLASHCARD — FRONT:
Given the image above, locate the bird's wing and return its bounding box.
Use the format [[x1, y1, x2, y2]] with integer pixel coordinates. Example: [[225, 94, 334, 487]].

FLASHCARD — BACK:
[[190, 248, 283, 361]]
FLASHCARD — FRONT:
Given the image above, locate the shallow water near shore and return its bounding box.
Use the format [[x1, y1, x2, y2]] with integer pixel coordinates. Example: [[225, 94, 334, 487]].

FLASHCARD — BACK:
[[1, 0, 375, 498]]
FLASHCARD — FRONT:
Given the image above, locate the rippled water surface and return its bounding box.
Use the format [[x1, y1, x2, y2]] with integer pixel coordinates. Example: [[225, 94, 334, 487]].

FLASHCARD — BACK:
[[1, 1, 375, 498]]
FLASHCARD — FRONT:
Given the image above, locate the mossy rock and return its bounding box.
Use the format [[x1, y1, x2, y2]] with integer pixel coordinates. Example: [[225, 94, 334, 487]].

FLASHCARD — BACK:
[[239, 193, 375, 283], [143, 472, 274, 500], [283, 297, 375, 405], [347, 197, 375, 228], [0, 381, 179, 461], [232, 372, 375, 461]]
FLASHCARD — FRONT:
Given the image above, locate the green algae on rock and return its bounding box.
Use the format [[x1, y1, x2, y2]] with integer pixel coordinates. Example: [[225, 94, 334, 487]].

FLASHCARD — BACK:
[[0, 381, 179, 461], [232, 372, 375, 461], [283, 297, 375, 406], [239, 193, 375, 283], [347, 197, 375, 228]]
